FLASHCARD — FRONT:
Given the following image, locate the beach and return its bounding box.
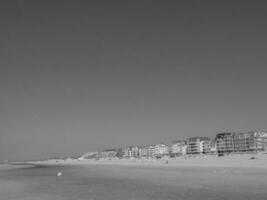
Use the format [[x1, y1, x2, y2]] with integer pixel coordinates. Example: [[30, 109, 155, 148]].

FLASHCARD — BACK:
[[1, 154, 267, 200], [33, 153, 267, 168]]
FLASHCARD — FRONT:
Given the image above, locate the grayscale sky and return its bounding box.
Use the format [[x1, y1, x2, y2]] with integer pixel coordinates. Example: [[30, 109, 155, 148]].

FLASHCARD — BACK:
[[1, 0, 267, 161]]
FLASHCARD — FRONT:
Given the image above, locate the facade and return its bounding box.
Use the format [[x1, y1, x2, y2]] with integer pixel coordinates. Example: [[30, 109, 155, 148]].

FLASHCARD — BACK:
[[170, 140, 187, 157], [233, 132, 256, 152], [123, 146, 133, 158], [140, 146, 150, 157], [216, 131, 267, 154], [148, 145, 156, 157], [233, 131, 267, 152], [259, 132, 267, 151], [215, 132, 235, 154], [154, 143, 169, 157], [123, 146, 141, 158], [187, 137, 211, 154], [208, 141, 218, 154]]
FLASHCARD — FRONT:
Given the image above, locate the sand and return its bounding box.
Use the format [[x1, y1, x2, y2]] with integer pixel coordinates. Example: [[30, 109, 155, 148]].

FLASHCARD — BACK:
[[31, 153, 267, 169], [1, 154, 267, 200], [1, 157, 267, 200]]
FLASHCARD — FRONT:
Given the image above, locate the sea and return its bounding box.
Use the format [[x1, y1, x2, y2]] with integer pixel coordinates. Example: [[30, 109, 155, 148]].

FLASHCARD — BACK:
[[0, 164, 267, 200]]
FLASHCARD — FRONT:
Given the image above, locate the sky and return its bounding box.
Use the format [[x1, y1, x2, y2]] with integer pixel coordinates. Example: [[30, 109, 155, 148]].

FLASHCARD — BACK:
[[1, 0, 267, 161]]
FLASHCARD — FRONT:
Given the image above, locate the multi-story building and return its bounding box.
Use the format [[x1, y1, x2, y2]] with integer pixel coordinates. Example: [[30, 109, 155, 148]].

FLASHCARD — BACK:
[[208, 141, 218, 154], [123, 146, 132, 158], [258, 131, 267, 151], [148, 145, 156, 157], [215, 132, 235, 154], [154, 143, 169, 157], [233, 131, 267, 153], [123, 146, 141, 158], [140, 146, 150, 157], [216, 131, 267, 154], [186, 137, 211, 154], [170, 140, 187, 157]]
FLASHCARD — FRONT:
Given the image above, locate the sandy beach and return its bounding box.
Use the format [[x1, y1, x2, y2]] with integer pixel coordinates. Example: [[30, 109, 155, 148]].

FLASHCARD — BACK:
[[1, 154, 267, 200], [31, 153, 267, 169]]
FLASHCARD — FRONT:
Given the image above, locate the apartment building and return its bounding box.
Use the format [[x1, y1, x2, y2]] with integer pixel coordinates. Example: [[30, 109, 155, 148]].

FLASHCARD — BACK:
[[154, 143, 169, 157], [186, 137, 211, 154], [140, 146, 149, 157], [233, 131, 267, 152], [123, 146, 142, 158], [170, 140, 187, 157], [216, 131, 267, 154], [215, 132, 235, 154], [148, 145, 156, 157]]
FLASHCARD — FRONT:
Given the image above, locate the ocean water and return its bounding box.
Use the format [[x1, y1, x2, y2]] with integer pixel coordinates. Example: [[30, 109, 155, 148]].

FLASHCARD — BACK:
[[0, 164, 267, 200]]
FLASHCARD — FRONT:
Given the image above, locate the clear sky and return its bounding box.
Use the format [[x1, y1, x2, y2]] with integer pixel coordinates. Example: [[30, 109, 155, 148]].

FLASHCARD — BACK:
[[1, 0, 267, 161]]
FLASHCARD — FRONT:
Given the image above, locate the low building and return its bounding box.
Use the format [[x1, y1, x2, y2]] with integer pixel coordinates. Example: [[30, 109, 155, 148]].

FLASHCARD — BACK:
[[170, 140, 187, 157], [186, 137, 211, 154]]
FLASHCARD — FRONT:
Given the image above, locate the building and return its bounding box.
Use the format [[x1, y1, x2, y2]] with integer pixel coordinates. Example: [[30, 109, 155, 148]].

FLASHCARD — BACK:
[[216, 131, 267, 154], [233, 131, 267, 153], [154, 143, 169, 157], [258, 131, 267, 151], [123, 146, 132, 158], [170, 140, 187, 157], [148, 145, 156, 158], [140, 146, 150, 157], [215, 132, 235, 154], [123, 146, 141, 158], [115, 148, 124, 158], [187, 137, 211, 154], [208, 141, 218, 154]]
